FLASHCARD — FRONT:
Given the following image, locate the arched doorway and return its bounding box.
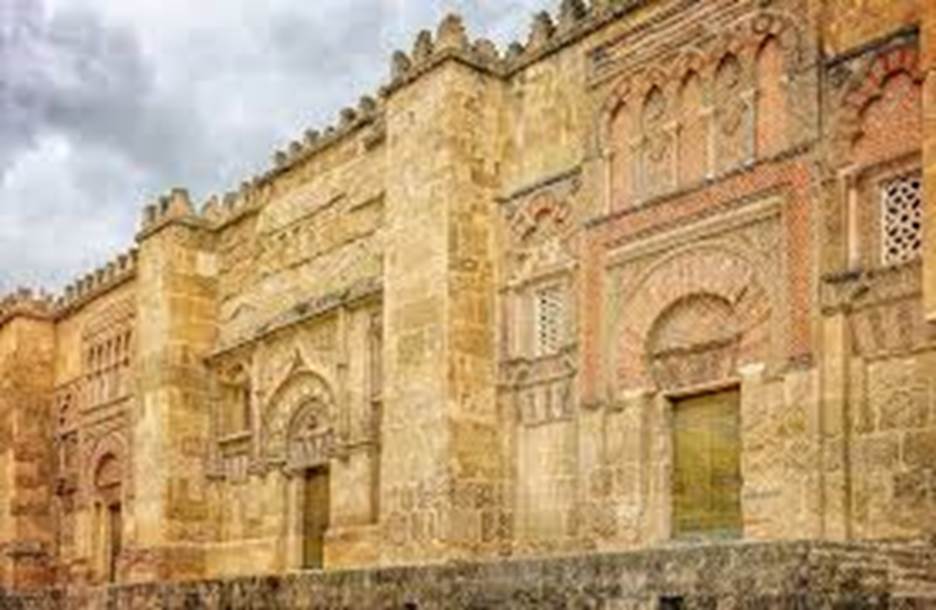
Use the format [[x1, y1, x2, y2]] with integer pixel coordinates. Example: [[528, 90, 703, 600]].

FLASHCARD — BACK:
[[93, 452, 123, 582], [289, 402, 333, 569], [646, 294, 744, 539], [645, 294, 743, 539], [263, 371, 336, 570]]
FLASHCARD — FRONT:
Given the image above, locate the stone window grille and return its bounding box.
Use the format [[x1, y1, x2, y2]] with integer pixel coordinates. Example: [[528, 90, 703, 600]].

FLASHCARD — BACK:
[[534, 284, 564, 357], [881, 171, 922, 266]]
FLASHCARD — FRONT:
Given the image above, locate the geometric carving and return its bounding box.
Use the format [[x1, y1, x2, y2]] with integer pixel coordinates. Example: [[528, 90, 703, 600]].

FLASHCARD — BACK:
[[641, 86, 673, 197], [599, 11, 801, 207], [678, 71, 707, 186], [611, 208, 780, 394], [94, 454, 122, 492], [647, 294, 741, 390], [506, 190, 575, 285], [287, 400, 335, 471], [755, 37, 787, 157], [88, 433, 128, 500], [837, 45, 923, 167], [534, 284, 565, 357], [512, 361, 575, 428], [880, 171, 923, 266], [714, 54, 748, 171], [263, 371, 335, 470], [867, 360, 930, 432], [609, 102, 633, 210]]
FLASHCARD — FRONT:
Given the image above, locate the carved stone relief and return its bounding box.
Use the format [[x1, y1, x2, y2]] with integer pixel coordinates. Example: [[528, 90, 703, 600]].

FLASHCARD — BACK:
[[607, 201, 783, 394], [500, 176, 581, 427], [262, 370, 335, 469]]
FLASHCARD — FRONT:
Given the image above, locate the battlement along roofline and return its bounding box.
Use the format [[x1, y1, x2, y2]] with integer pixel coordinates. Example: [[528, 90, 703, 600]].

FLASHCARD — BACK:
[[137, 1, 654, 234], [4, 0, 652, 311]]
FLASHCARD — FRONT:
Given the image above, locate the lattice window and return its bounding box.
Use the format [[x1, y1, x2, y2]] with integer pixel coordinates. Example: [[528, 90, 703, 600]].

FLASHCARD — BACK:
[[881, 171, 922, 266], [534, 285, 564, 356]]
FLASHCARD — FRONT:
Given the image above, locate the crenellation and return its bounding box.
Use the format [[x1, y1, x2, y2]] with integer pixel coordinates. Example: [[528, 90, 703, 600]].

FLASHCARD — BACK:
[[199, 194, 221, 222], [0, 287, 55, 326], [265, 90, 385, 181], [506, 41, 526, 61], [138, 187, 201, 235], [526, 11, 556, 53], [411, 29, 434, 64], [390, 49, 412, 81], [435, 14, 469, 53], [472, 38, 501, 64], [557, 0, 589, 33], [358, 95, 377, 114], [53, 247, 138, 314], [339, 106, 357, 126]]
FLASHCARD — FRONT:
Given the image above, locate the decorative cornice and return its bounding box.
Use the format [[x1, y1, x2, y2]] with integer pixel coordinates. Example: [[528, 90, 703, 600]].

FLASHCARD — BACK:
[[206, 277, 382, 362]]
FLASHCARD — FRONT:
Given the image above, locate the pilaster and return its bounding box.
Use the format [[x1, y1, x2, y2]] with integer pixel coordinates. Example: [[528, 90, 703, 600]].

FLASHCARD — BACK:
[[923, 1, 936, 319], [818, 313, 851, 540], [131, 189, 219, 582], [380, 35, 505, 564], [0, 295, 56, 591]]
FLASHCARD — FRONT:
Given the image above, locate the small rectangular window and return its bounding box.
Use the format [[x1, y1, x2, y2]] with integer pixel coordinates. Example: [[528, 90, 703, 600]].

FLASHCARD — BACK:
[[534, 285, 564, 356], [881, 171, 923, 266]]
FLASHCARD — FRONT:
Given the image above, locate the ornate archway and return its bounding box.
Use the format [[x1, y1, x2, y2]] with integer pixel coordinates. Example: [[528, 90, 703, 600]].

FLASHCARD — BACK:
[[611, 242, 778, 394], [87, 435, 126, 584], [262, 370, 336, 471], [646, 294, 743, 391]]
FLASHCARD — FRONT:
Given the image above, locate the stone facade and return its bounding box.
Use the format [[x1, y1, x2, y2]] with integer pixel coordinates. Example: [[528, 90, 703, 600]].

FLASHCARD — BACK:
[[1, 0, 936, 606]]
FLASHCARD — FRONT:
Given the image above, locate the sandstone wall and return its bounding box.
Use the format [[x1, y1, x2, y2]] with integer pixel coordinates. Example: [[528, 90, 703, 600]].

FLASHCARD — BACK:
[[51, 277, 138, 586], [1, 0, 935, 595], [200, 107, 387, 575], [0, 311, 56, 590], [7, 540, 936, 610]]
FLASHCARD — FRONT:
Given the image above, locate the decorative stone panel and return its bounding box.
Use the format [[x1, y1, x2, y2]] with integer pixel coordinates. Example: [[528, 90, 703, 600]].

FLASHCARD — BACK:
[[607, 199, 783, 394], [262, 370, 336, 469]]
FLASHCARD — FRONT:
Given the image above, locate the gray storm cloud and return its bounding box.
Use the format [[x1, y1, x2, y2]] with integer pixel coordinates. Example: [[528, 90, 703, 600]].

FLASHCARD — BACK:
[[0, 0, 544, 291]]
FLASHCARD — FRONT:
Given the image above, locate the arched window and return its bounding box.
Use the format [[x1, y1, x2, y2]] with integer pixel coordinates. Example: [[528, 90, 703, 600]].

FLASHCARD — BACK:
[[756, 36, 787, 157], [714, 54, 747, 171], [609, 102, 633, 211], [641, 86, 672, 198], [854, 71, 921, 163], [844, 53, 924, 270], [678, 71, 707, 186]]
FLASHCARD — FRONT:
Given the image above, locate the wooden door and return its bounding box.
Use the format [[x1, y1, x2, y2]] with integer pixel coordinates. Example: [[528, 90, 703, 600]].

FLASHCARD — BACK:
[[672, 389, 741, 539], [108, 503, 122, 582], [303, 468, 330, 569]]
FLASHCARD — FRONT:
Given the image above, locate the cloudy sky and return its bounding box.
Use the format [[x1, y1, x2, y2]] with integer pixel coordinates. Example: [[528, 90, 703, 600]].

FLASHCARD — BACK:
[[0, 0, 545, 292]]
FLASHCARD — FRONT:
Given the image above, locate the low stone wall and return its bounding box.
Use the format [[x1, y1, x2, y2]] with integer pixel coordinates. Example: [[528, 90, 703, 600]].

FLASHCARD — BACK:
[[2, 540, 934, 609]]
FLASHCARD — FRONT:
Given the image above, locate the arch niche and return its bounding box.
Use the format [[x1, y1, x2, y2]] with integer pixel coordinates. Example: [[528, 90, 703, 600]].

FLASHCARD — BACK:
[[262, 370, 336, 569], [88, 434, 126, 583], [611, 244, 778, 539], [262, 370, 336, 470], [613, 243, 777, 395]]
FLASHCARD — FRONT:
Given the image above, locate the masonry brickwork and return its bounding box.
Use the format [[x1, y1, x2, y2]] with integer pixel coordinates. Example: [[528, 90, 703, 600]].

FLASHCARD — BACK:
[[1, 0, 936, 607]]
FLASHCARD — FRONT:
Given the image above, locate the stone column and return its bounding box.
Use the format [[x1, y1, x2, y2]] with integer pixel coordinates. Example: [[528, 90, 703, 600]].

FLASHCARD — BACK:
[[819, 312, 851, 540], [380, 56, 504, 564], [132, 189, 219, 582], [923, 1, 936, 320]]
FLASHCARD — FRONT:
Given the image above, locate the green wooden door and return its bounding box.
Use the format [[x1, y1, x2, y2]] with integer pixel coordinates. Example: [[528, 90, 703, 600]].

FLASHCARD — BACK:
[[672, 390, 742, 539], [303, 468, 330, 569]]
